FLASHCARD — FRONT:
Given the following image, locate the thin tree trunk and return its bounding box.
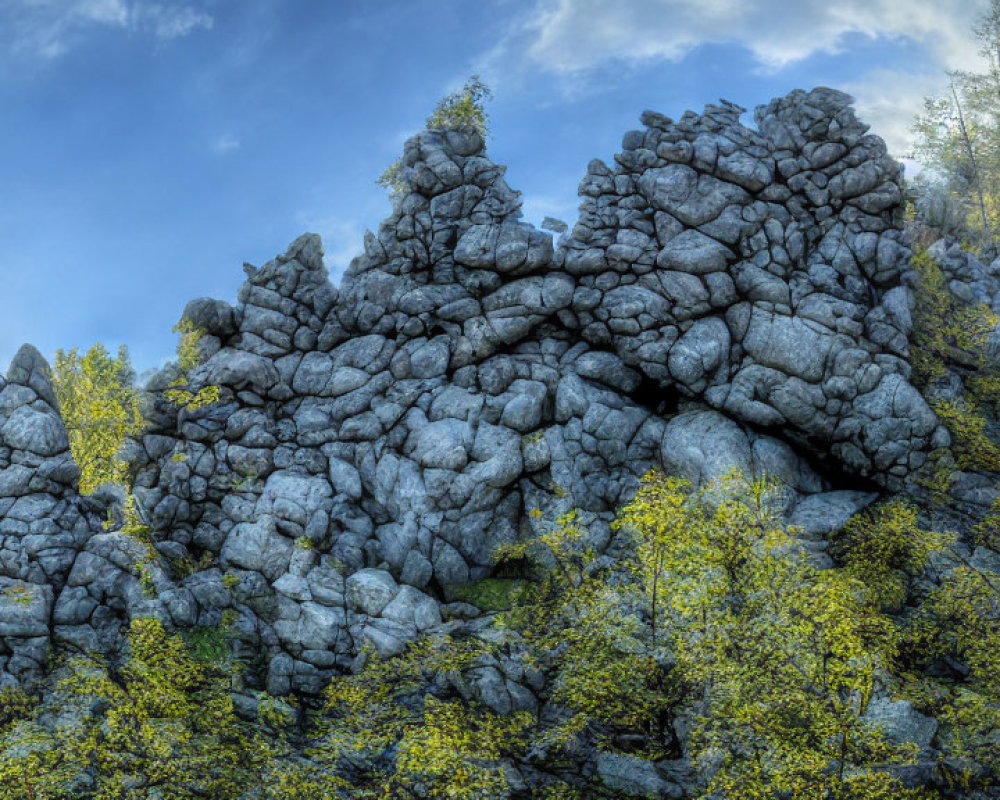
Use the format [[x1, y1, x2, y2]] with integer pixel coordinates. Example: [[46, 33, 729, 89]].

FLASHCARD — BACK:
[[951, 78, 991, 235]]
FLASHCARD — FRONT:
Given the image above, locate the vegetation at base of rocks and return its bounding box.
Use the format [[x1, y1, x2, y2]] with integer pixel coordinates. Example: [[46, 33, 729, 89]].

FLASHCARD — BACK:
[[831, 499, 950, 610], [6, 471, 1000, 798], [315, 635, 531, 799], [0, 688, 36, 736], [51, 343, 144, 495], [378, 75, 492, 198], [0, 618, 268, 800], [613, 473, 929, 799], [897, 559, 1000, 788], [909, 247, 1000, 472]]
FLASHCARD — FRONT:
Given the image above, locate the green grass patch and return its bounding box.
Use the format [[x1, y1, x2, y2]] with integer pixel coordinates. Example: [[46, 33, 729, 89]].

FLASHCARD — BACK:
[[448, 578, 528, 612], [181, 624, 230, 664]]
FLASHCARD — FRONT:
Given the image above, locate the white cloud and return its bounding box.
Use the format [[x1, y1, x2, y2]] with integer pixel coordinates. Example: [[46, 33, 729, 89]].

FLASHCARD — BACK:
[[211, 133, 241, 155], [132, 3, 213, 39], [77, 0, 129, 27], [3, 0, 212, 60], [841, 68, 946, 156], [492, 0, 986, 75], [478, 0, 990, 153]]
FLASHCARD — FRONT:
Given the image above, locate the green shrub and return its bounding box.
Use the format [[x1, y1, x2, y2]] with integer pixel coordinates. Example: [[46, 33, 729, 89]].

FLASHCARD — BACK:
[[378, 75, 492, 198], [832, 499, 949, 609], [449, 578, 527, 611]]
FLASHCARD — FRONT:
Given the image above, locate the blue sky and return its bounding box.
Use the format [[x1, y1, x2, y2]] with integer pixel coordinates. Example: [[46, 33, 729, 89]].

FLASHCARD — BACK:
[[0, 0, 988, 376]]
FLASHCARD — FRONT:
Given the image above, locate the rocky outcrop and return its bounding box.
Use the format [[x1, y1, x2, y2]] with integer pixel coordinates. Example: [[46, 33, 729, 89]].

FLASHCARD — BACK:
[[0, 345, 97, 688], [562, 88, 945, 488], [0, 87, 954, 695]]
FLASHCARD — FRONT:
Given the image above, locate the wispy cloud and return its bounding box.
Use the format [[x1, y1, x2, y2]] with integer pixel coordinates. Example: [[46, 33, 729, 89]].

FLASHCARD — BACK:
[[132, 3, 213, 40], [841, 69, 946, 157], [486, 0, 984, 76], [2, 0, 213, 61], [296, 215, 366, 285], [478, 0, 988, 151], [211, 133, 241, 155]]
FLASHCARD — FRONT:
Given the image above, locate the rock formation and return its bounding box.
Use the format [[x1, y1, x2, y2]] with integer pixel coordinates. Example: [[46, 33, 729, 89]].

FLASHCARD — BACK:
[[0, 88, 958, 697]]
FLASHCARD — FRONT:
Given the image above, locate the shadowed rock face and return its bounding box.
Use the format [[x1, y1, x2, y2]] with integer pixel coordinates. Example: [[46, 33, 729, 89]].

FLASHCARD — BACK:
[[0, 88, 946, 695]]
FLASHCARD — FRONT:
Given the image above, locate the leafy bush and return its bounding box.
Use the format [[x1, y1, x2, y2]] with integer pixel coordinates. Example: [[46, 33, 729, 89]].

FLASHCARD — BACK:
[[832, 499, 950, 609], [0, 617, 268, 799], [163, 318, 220, 411], [51, 343, 143, 494], [613, 472, 929, 800], [316, 635, 531, 799]]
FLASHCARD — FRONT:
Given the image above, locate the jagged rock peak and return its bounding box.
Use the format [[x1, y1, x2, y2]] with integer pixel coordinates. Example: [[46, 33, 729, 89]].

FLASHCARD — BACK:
[[5, 344, 60, 411]]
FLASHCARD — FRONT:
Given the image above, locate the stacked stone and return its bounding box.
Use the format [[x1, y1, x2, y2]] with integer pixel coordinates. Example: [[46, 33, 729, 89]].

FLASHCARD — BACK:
[[0, 346, 92, 687], [0, 88, 957, 698], [560, 87, 945, 489]]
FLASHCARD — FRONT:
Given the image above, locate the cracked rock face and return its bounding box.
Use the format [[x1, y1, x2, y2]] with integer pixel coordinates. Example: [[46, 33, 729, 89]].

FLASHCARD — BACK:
[[561, 87, 945, 488], [0, 88, 946, 694], [0, 345, 97, 688]]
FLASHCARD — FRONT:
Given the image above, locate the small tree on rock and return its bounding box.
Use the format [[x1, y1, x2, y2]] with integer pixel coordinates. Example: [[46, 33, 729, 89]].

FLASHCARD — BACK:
[[377, 75, 493, 198]]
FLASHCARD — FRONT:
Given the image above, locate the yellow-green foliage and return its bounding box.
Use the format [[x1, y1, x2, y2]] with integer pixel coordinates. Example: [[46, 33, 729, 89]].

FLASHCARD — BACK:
[[833, 499, 949, 609], [51, 343, 144, 494], [424, 74, 492, 135], [166, 549, 215, 580], [163, 318, 220, 411], [612, 471, 929, 800], [916, 448, 959, 504], [909, 248, 1000, 472], [900, 562, 1000, 786], [318, 634, 531, 799], [394, 696, 530, 800], [0, 617, 270, 800], [0, 688, 35, 736], [498, 509, 669, 744], [972, 494, 1000, 550], [927, 566, 1000, 695], [378, 75, 492, 197], [933, 398, 1000, 470], [910, 248, 998, 387]]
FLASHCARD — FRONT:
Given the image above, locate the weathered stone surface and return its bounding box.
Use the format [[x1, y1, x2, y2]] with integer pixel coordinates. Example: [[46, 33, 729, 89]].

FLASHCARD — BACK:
[[786, 490, 878, 537], [0, 88, 960, 702], [863, 693, 939, 750], [596, 751, 683, 798]]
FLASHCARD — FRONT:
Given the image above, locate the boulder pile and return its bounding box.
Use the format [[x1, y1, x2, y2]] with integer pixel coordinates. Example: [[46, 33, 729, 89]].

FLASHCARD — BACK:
[[0, 88, 951, 695]]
